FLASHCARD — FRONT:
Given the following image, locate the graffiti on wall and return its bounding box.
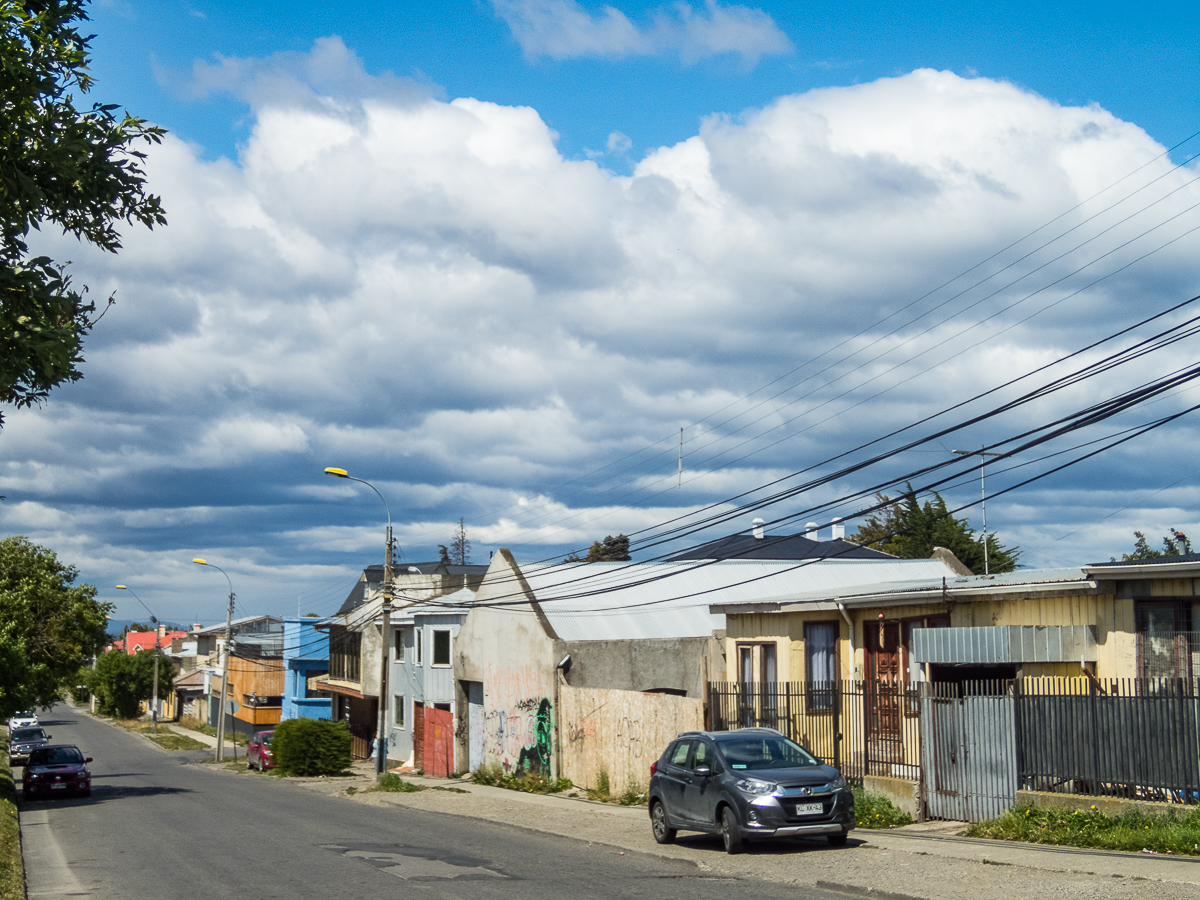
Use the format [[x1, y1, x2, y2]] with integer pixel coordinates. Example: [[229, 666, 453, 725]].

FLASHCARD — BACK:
[[483, 696, 553, 777]]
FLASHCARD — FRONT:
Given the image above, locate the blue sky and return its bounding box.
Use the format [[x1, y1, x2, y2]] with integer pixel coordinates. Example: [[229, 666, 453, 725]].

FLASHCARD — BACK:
[[4, 0, 1200, 625]]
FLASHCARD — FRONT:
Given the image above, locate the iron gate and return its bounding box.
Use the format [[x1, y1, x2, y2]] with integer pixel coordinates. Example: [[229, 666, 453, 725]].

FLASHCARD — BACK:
[[920, 687, 1016, 822]]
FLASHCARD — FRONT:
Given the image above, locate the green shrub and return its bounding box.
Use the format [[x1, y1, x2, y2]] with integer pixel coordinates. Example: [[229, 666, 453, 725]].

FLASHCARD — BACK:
[[591, 768, 611, 800], [470, 762, 571, 794], [272, 718, 352, 776], [618, 776, 646, 806], [852, 786, 914, 828], [375, 773, 425, 793]]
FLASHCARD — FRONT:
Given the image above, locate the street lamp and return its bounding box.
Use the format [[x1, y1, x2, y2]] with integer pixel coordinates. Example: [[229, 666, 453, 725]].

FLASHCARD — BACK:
[[193, 558, 236, 762], [115, 585, 164, 733], [325, 466, 394, 775]]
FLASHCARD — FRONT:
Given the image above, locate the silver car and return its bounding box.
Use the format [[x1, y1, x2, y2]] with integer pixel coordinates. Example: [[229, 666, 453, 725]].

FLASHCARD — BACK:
[[9, 726, 52, 766]]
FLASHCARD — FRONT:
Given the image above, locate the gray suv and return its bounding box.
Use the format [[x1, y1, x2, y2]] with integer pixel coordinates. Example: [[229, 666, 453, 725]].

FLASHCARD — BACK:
[[647, 727, 854, 854]]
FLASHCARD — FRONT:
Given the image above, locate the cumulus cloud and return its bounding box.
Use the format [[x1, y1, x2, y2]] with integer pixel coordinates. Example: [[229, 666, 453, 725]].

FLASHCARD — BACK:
[[5, 48, 1200, 620], [491, 0, 793, 65]]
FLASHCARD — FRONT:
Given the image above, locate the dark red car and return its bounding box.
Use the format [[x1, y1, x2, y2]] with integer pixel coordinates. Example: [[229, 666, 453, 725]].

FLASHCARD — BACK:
[[246, 730, 275, 771], [23, 744, 92, 799]]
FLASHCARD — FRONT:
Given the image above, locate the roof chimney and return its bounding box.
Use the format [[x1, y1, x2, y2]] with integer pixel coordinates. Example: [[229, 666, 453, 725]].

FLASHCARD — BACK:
[[158, 623, 167, 640], [831, 517, 845, 540], [752, 518, 765, 540], [191, 623, 202, 633], [804, 522, 819, 540]]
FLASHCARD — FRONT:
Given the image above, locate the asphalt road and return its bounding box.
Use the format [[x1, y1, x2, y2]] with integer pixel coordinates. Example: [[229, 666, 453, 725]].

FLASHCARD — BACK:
[[19, 705, 852, 900]]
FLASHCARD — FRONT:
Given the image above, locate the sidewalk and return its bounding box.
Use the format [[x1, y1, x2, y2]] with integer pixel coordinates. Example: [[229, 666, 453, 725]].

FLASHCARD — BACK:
[[202, 762, 1200, 900], [165, 723, 217, 748]]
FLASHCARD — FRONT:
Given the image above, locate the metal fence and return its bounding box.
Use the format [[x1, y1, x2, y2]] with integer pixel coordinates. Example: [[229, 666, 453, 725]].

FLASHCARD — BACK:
[[707, 681, 923, 782], [709, 678, 1200, 816]]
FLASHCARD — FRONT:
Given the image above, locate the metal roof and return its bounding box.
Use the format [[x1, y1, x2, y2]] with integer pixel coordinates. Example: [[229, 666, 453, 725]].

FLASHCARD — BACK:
[[722, 566, 1094, 610], [392, 588, 474, 622], [516, 558, 956, 642], [194, 615, 283, 636], [667, 533, 893, 561], [911, 625, 1097, 664]]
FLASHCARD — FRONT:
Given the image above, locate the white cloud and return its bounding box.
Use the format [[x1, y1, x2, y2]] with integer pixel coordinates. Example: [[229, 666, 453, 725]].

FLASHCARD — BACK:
[[491, 0, 792, 65], [7, 51, 1200, 620]]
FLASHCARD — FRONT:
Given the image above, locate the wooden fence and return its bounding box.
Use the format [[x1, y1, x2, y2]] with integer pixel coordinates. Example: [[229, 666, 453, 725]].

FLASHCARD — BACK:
[[558, 685, 703, 797]]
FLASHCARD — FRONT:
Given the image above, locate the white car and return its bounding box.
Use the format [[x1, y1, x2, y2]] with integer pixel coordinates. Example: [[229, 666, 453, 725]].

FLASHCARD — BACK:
[[7, 711, 38, 731]]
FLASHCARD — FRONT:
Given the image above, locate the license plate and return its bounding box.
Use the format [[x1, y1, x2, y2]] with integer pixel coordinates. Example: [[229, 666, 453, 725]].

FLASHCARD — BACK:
[[792, 802, 823, 815], [51, 784, 66, 790]]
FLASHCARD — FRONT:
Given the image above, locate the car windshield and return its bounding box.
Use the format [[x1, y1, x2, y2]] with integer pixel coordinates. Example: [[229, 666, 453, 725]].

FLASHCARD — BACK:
[[261, 733, 273, 745], [29, 747, 84, 766], [715, 734, 820, 770], [12, 728, 46, 741]]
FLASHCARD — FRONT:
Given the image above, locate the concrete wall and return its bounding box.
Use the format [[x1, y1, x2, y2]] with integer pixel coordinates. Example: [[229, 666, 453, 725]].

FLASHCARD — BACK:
[[454, 550, 557, 777], [559, 685, 703, 796], [556, 636, 723, 698], [863, 775, 921, 822]]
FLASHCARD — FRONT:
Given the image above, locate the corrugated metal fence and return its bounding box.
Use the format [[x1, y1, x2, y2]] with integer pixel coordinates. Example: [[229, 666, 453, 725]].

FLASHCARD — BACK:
[[709, 678, 1200, 822]]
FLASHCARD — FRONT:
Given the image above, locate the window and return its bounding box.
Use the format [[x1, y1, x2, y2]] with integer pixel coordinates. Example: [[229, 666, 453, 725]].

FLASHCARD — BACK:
[[804, 621, 838, 712], [669, 740, 692, 766], [394, 695, 405, 728], [432, 629, 451, 667], [394, 628, 406, 662], [415, 627, 422, 665], [329, 627, 361, 682], [1136, 598, 1198, 679]]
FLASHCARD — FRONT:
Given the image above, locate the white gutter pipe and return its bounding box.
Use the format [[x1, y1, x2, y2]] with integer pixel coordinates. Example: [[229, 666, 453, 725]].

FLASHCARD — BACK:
[[836, 602, 855, 679]]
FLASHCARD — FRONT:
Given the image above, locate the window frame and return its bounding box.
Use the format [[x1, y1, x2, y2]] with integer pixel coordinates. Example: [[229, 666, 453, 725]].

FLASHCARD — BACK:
[[803, 620, 840, 714], [394, 627, 406, 663], [415, 627, 422, 666], [394, 694, 406, 729], [432, 629, 452, 667]]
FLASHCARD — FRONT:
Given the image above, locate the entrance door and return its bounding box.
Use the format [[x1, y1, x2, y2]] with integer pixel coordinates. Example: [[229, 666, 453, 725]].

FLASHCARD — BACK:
[[864, 620, 903, 764], [466, 681, 484, 772], [425, 704, 454, 777]]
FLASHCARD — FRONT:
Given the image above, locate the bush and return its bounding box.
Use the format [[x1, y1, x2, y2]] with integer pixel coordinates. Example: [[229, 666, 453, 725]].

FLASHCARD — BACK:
[[470, 761, 572, 794], [852, 786, 914, 828], [376, 773, 425, 793], [89, 649, 173, 719], [618, 775, 646, 806], [272, 718, 352, 776]]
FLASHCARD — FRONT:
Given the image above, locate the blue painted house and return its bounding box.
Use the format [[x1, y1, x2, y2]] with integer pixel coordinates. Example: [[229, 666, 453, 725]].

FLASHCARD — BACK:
[[282, 617, 332, 722]]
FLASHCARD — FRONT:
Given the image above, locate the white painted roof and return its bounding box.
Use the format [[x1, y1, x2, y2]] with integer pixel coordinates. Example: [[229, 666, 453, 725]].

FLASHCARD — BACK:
[[392, 588, 474, 622], [516, 558, 957, 642]]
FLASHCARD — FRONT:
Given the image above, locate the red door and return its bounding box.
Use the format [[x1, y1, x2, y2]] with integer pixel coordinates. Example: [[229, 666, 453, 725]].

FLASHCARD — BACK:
[[424, 706, 454, 777]]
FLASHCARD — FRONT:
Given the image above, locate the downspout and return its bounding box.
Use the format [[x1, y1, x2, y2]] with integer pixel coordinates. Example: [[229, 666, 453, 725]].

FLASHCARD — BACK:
[[836, 602, 855, 679]]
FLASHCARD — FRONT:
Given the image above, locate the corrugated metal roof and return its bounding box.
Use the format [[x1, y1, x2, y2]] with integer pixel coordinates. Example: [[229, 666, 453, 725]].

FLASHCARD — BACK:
[[751, 566, 1093, 608], [517, 558, 956, 642], [392, 588, 474, 622], [912, 625, 1097, 664]]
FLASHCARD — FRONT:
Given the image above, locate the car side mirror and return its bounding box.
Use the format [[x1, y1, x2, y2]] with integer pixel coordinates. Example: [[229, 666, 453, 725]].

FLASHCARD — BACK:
[[85, 758, 93, 763], [694, 765, 711, 778]]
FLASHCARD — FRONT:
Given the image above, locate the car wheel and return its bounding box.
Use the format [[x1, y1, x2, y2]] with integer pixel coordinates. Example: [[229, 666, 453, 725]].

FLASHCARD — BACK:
[[827, 832, 848, 847], [721, 806, 744, 855], [650, 801, 677, 844], [80, 788, 91, 798]]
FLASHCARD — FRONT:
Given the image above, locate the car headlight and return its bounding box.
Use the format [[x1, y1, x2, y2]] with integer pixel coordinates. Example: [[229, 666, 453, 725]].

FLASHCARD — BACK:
[[830, 774, 847, 791], [735, 778, 777, 795]]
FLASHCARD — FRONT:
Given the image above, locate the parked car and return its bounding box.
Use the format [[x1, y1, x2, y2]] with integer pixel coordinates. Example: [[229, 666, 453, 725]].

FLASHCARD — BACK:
[[246, 730, 275, 771], [22, 745, 92, 799], [647, 727, 855, 854], [7, 711, 38, 732], [8, 726, 52, 766]]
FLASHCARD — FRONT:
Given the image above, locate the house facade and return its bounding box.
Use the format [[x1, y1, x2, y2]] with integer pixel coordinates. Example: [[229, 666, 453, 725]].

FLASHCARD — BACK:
[[453, 549, 957, 779], [281, 617, 331, 722]]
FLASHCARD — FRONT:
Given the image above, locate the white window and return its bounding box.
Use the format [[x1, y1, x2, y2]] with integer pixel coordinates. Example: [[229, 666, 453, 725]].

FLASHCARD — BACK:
[[394, 694, 405, 728], [394, 628, 406, 662], [432, 629, 451, 667], [415, 627, 422, 665]]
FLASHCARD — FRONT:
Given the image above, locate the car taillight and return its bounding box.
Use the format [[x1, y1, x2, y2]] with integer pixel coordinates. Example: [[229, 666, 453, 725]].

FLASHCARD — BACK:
[[649, 761, 658, 776]]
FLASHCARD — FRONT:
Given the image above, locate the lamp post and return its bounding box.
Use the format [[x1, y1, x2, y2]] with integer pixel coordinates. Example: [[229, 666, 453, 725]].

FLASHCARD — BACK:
[[115, 585, 164, 733], [951, 447, 1004, 575], [325, 466, 393, 775], [193, 559, 236, 762]]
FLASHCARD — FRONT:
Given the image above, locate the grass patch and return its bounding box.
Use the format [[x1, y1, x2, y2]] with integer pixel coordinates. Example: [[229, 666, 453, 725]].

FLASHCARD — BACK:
[[852, 787, 914, 829], [965, 804, 1200, 855], [93, 714, 209, 751], [177, 717, 247, 746], [1, 756, 23, 900], [374, 773, 426, 793], [470, 762, 572, 794], [618, 776, 647, 807]]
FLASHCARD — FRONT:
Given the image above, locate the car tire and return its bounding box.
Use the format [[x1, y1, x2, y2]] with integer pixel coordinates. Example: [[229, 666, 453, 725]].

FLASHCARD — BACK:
[[80, 788, 91, 798], [827, 832, 848, 846], [650, 801, 677, 844], [721, 806, 744, 855]]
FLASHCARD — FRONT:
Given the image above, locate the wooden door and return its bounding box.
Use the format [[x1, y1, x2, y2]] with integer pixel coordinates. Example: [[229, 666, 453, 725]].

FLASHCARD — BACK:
[[425, 706, 454, 777], [864, 620, 903, 763], [413, 703, 425, 771]]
